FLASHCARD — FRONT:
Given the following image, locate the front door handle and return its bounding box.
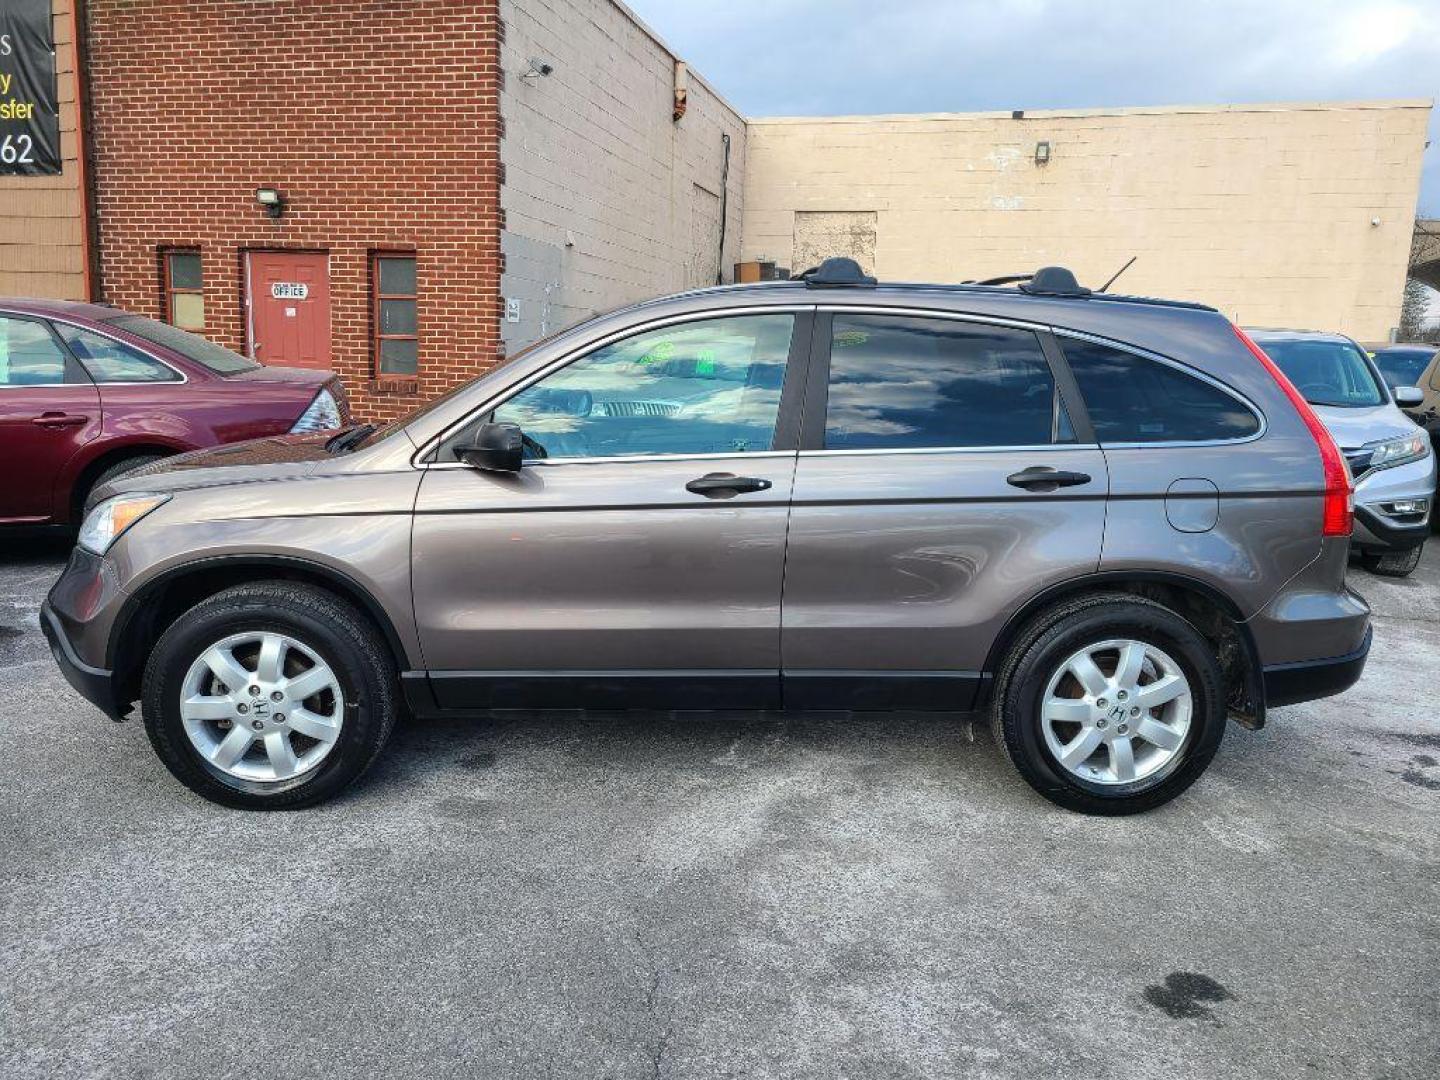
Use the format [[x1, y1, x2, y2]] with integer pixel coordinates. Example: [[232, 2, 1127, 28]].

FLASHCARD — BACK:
[[686, 473, 773, 497], [1006, 466, 1092, 491], [31, 412, 88, 428]]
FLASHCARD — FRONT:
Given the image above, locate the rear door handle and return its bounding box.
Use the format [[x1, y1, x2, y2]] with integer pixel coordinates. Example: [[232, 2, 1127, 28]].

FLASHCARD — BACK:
[[31, 412, 88, 428], [686, 473, 773, 497], [1006, 466, 1092, 491]]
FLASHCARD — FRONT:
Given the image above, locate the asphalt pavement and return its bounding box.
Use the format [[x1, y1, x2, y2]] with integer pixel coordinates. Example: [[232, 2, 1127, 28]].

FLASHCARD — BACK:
[[1, 534, 1436, 1079]]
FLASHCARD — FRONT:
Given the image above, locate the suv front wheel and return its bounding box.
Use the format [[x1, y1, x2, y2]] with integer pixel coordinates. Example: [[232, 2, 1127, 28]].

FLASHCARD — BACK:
[[991, 594, 1226, 815], [141, 582, 398, 809]]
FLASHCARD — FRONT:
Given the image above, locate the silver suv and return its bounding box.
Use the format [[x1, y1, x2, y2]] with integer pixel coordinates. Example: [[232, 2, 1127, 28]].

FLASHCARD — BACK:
[[1250, 330, 1434, 577], [42, 261, 1371, 814]]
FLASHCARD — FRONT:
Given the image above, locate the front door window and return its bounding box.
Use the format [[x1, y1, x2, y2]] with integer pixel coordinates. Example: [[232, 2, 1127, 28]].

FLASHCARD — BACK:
[[444, 313, 795, 461]]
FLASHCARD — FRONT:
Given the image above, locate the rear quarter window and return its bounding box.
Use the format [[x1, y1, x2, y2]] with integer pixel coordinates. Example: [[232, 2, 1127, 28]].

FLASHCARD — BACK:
[[1061, 337, 1260, 444]]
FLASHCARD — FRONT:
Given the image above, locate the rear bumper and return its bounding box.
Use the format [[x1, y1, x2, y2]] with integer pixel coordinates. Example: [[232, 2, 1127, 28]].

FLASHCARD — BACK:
[[40, 600, 125, 721], [1261, 625, 1371, 708]]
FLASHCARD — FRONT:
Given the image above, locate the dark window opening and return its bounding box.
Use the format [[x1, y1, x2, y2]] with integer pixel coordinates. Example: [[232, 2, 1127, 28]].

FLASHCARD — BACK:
[[163, 250, 204, 330], [373, 254, 418, 377]]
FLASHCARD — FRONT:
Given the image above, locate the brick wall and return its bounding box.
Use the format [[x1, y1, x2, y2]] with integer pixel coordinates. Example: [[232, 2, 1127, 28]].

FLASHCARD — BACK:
[[84, 0, 503, 422], [497, 0, 746, 349], [743, 101, 1432, 342]]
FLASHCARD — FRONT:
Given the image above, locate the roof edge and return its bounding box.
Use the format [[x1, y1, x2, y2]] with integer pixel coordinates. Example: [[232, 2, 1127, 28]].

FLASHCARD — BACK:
[[747, 98, 1434, 125]]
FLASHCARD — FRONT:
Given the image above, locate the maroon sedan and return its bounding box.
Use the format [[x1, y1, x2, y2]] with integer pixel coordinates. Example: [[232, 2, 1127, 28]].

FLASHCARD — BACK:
[[1, 299, 349, 528]]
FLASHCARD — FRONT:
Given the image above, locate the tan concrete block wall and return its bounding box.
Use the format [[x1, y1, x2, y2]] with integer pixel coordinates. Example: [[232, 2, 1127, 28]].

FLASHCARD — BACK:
[[499, 0, 746, 348], [743, 101, 1431, 341], [0, 0, 87, 300]]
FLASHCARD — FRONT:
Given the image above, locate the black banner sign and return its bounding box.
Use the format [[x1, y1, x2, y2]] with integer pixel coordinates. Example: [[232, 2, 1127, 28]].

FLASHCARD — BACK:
[[0, 0, 61, 175]]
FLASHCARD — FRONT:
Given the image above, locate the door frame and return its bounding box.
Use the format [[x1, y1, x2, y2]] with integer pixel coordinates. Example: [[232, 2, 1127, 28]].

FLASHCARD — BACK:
[[242, 247, 331, 362], [781, 304, 1109, 709], [406, 307, 821, 715]]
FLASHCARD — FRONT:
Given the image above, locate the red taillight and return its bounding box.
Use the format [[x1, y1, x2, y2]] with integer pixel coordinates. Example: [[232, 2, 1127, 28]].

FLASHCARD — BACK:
[[1232, 325, 1353, 537]]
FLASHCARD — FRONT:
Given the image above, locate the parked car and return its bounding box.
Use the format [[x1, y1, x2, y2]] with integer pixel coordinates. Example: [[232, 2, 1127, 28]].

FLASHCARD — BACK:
[[1248, 330, 1434, 576], [43, 260, 1371, 815], [1369, 343, 1439, 415], [1, 299, 349, 529], [1370, 341, 1440, 438]]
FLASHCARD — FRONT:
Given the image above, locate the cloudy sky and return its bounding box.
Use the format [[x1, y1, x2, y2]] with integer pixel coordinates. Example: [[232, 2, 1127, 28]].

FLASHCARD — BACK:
[[627, 0, 1440, 216]]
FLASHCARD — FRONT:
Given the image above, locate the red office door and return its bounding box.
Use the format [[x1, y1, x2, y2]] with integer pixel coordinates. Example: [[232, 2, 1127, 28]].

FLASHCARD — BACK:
[[247, 251, 332, 370]]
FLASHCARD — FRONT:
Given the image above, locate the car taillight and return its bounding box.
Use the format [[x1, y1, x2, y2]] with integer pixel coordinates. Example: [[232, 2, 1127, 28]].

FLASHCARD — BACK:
[[290, 387, 343, 433], [1233, 324, 1353, 537]]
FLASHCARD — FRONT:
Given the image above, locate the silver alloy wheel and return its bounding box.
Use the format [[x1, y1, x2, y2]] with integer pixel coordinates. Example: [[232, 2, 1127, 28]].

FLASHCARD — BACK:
[[179, 631, 344, 783], [1039, 638, 1193, 786]]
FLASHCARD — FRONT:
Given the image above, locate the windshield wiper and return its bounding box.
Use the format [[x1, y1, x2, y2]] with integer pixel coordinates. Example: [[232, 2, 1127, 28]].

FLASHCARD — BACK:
[[325, 424, 378, 453]]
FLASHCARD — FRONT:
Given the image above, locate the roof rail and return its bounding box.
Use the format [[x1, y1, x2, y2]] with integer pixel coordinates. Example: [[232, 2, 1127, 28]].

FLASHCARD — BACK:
[[798, 257, 877, 288], [969, 273, 1033, 286]]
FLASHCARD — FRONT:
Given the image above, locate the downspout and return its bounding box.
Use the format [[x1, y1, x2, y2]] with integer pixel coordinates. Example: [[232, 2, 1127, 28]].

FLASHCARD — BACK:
[[715, 133, 731, 285], [70, 0, 97, 301]]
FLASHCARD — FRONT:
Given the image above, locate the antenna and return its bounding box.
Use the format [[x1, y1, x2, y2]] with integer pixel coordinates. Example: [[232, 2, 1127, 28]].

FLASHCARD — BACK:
[[1099, 256, 1137, 293]]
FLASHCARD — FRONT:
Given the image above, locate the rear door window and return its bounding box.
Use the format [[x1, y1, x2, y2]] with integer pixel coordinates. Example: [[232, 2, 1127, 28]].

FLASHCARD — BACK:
[[821, 314, 1070, 449], [1061, 338, 1260, 444], [57, 325, 183, 383]]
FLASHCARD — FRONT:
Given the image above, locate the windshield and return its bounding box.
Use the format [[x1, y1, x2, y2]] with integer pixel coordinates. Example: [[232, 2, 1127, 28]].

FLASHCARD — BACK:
[[1371, 347, 1435, 390], [104, 315, 261, 375], [1256, 338, 1384, 408]]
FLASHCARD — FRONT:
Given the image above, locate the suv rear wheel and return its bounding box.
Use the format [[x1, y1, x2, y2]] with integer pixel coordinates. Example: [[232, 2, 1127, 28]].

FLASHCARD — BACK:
[[141, 582, 397, 809], [991, 594, 1226, 815]]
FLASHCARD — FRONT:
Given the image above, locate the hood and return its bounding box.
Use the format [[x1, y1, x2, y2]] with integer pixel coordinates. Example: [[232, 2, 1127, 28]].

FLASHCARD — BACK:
[[105, 432, 336, 498], [1309, 402, 1419, 450]]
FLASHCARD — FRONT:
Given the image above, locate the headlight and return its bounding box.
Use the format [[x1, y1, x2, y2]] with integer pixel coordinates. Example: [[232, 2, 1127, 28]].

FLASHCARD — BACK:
[[78, 493, 171, 556], [1364, 432, 1429, 472], [290, 388, 342, 433]]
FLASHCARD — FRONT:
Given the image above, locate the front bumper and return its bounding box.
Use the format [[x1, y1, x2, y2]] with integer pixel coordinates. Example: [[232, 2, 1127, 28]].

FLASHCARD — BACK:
[[1261, 625, 1372, 708], [40, 600, 126, 720], [1352, 452, 1435, 551], [1354, 505, 1429, 552]]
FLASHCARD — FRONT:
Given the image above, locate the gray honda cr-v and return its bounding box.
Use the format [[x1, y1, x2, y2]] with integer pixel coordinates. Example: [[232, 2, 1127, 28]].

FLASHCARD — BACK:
[[42, 260, 1371, 814]]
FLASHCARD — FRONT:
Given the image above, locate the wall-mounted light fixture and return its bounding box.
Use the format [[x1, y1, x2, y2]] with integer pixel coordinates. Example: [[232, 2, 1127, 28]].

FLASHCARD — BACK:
[[520, 58, 554, 83], [255, 187, 286, 220], [1034, 141, 1051, 166]]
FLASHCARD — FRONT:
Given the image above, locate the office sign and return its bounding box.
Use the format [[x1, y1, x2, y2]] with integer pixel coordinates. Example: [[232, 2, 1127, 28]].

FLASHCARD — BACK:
[[271, 282, 309, 300], [0, 0, 61, 175]]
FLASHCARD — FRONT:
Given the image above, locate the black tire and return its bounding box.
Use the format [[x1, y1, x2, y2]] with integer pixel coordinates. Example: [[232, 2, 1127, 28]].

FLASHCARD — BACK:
[[80, 454, 167, 517], [991, 593, 1226, 815], [141, 581, 397, 810], [1359, 544, 1423, 578]]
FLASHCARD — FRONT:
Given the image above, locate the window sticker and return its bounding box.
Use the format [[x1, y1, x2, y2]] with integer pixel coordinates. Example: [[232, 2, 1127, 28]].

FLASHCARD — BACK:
[[637, 340, 676, 366]]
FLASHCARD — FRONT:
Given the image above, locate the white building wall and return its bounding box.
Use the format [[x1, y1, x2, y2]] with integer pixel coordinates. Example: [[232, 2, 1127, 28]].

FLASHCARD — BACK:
[[742, 101, 1431, 342], [499, 0, 746, 349]]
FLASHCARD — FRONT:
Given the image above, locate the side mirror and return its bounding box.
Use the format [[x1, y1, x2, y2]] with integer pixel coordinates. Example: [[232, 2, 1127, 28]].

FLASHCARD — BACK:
[[1393, 386, 1425, 408], [456, 422, 524, 473]]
